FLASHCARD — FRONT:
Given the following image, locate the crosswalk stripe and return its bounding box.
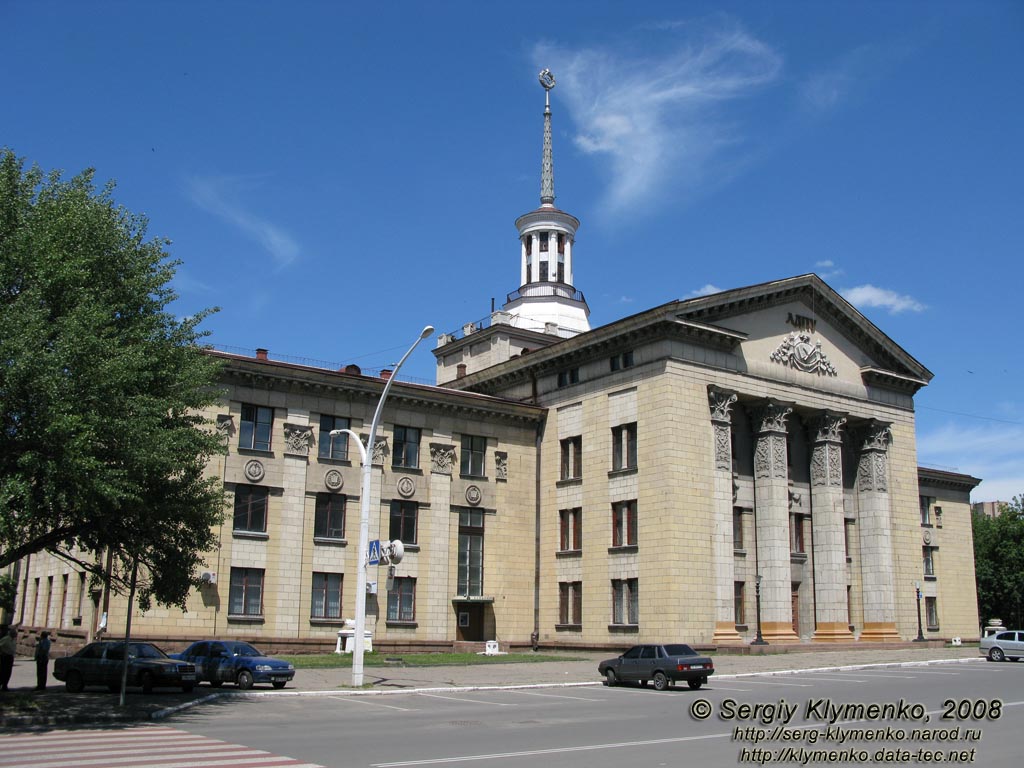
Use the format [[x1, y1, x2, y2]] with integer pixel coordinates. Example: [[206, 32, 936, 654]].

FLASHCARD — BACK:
[[0, 725, 326, 768]]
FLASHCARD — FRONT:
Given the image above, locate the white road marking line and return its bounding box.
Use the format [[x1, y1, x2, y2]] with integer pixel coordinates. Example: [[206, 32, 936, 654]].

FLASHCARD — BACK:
[[327, 695, 419, 711], [416, 692, 517, 706]]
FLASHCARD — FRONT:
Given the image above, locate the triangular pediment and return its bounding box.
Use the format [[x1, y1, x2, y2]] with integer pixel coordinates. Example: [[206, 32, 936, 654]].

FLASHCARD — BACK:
[[673, 274, 931, 392]]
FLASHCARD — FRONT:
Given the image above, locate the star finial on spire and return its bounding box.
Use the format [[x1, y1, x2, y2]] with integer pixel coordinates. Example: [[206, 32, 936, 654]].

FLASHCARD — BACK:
[[539, 69, 555, 206]]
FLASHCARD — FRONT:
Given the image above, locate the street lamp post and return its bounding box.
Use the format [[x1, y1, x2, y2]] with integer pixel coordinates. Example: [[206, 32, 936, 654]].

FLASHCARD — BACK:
[[752, 574, 768, 646], [332, 325, 433, 688], [914, 581, 926, 642]]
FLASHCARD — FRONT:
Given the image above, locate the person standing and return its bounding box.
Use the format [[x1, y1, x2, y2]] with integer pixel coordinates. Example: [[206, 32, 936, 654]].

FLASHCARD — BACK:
[[0, 625, 15, 691], [34, 631, 51, 690]]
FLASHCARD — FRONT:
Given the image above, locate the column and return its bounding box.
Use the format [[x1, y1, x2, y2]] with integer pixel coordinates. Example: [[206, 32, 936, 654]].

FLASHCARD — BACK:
[[520, 238, 528, 286], [709, 388, 743, 645], [809, 412, 854, 642], [564, 237, 573, 285], [752, 401, 800, 643], [856, 421, 901, 641]]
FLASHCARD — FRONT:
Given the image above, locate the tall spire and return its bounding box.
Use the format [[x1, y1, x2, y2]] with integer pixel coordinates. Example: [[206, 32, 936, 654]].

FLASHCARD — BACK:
[[539, 68, 555, 207]]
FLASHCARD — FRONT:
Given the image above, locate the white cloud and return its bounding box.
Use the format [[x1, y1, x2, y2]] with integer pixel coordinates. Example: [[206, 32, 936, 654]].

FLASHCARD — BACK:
[[814, 260, 844, 281], [186, 175, 300, 269], [533, 22, 781, 214], [799, 41, 911, 114], [840, 284, 925, 314], [917, 422, 1024, 503], [687, 283, 723, 297]]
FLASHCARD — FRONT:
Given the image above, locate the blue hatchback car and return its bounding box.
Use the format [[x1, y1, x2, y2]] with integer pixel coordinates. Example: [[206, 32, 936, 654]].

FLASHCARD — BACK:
[[172, 640, 295, 689]]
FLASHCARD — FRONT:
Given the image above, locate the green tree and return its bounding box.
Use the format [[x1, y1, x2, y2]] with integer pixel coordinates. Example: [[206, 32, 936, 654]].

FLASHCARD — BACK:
[[0, 149, 225, 610], [973, 497, 1024, 629]]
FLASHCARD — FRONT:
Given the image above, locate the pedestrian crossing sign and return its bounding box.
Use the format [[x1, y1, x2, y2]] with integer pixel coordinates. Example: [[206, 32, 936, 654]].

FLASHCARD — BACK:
[[368, 539, 382, 565]]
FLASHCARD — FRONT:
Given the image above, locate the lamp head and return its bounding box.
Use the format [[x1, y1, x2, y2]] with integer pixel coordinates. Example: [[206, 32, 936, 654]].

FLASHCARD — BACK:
[[420, 325, 435, 339]]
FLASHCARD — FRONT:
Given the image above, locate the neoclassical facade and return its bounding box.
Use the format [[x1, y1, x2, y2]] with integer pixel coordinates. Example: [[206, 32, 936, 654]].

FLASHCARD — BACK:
[[7, 72, 982, 652]]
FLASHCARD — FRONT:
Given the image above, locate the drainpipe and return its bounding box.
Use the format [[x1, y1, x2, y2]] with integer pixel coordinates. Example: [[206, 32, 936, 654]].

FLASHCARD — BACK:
[[532, 419, 544, 651]]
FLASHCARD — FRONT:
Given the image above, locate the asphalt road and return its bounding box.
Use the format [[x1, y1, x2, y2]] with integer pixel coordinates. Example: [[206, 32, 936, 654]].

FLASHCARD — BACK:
[[163, 661, 1023, 767]]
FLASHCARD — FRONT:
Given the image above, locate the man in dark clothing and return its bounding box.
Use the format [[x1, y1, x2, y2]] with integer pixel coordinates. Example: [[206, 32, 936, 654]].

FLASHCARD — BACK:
[[0, 625, 15, 691], [34, 631, 51, 690]]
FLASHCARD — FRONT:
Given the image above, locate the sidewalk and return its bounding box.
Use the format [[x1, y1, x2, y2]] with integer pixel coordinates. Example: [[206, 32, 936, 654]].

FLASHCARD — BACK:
[[0, 645, 984, 728]]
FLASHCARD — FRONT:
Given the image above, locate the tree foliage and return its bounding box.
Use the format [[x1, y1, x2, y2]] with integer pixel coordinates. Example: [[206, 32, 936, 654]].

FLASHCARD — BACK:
[[0, 148, 225, 610], [973, 497, 1024, 629]]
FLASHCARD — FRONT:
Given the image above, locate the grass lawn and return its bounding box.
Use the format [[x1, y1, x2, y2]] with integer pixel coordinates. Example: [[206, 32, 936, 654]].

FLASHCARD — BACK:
[[279, 652, 586, 669]]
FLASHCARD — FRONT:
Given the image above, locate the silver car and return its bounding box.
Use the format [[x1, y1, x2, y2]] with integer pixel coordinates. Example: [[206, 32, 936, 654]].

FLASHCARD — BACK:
[[979, 630, 1024, 662]]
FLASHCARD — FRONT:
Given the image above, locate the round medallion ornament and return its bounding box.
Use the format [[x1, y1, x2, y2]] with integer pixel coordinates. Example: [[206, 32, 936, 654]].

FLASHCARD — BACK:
[[324, 469, 344, 491], [397, 476, 416, 498], [243, 459, 265, 483], [923, 529, 932, 545], [465, 485, 482, 506]]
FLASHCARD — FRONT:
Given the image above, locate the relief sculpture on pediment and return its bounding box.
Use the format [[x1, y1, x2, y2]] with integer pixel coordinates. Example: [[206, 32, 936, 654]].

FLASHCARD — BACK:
[[770, 332, 838, 377]]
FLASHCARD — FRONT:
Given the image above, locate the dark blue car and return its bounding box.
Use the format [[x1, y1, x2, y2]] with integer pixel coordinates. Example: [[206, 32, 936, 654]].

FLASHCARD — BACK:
[[172, 640, 295, 689]]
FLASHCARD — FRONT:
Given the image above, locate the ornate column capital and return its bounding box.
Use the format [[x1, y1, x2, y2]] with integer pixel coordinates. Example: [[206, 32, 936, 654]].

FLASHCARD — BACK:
[[856, 421, 892, 493], [708, 387, 738, 424], [751, 400, 793, 435], [810, 411, 847, 445], [857, 420, 892, 453]]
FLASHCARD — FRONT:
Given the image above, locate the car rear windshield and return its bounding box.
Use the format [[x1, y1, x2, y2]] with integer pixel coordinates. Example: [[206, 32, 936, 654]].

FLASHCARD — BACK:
[[663, 644, 696, 657]]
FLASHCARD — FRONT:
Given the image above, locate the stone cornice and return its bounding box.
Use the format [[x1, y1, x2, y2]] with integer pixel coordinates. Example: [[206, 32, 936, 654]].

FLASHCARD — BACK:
[[209, 351, 545, 426], [917, 466, 983, 491]]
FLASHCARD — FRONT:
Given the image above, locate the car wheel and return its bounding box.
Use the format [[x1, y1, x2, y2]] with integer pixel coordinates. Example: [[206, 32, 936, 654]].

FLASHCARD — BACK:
[[66, 671, 85, 693], [989, 647, 1005, 662], [605, 669, 617, 687], [272, 681, 287, 689], [209, 680, 224, 688], [236, 670, 254, 690], [653, 672, 669, 691], [182, 683, 194, 693], [688, 679, 703, 690], [141, 671, 155, 693]]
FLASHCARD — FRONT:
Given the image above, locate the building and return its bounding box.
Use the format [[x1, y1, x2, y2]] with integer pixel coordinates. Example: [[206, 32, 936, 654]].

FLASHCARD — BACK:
[[9, 72, 982, 652]]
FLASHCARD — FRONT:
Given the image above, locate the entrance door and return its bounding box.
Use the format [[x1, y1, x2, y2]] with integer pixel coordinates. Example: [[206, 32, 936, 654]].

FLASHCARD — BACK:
[[456, 603, 484, 642]]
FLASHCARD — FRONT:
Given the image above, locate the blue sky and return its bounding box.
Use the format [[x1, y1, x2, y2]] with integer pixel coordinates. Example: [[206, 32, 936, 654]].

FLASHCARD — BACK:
[[4, 1, 1022, 502]]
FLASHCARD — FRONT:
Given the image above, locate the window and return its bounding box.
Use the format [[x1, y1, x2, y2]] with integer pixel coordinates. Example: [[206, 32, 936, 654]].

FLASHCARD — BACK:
[[234, 485, 268, 533], [923, 546, 936, 577], [733, 508, 744, 550], [790, 513, 805, 554], [609, 352, 635, 372], [557, 233, 565, 254], [935, 506, 943, 528], [526, 258, 532, 283], [240, 404, 273, 451], [612, 578, 639, 625], [539, 232, 549, 252], [539, 261, 549, 281], [311, 572, 342, 619], [525, 236, 532, 256], [612, 500, 637, 548], [557, 368, 579, 388], [560, 436, 582, 480], [844, 519, 854, 561], [920, 495, 933, 526], [925, 596, 939, 630], [559, 508, 581, 551], [390, 500, 418, 544], [734, 582, 745, 626], [557, 260, 564, 283], [318, 415, 350, 460], [460, 435, 487, 477], [457, 509, 484, 597], [559, 581, 582, 626], [611, 423, 637, 471], [229, 568, 264, 617], [314, 493, 345, 539], [387, 577, 416, 622], [392, 425, 421, 468]]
